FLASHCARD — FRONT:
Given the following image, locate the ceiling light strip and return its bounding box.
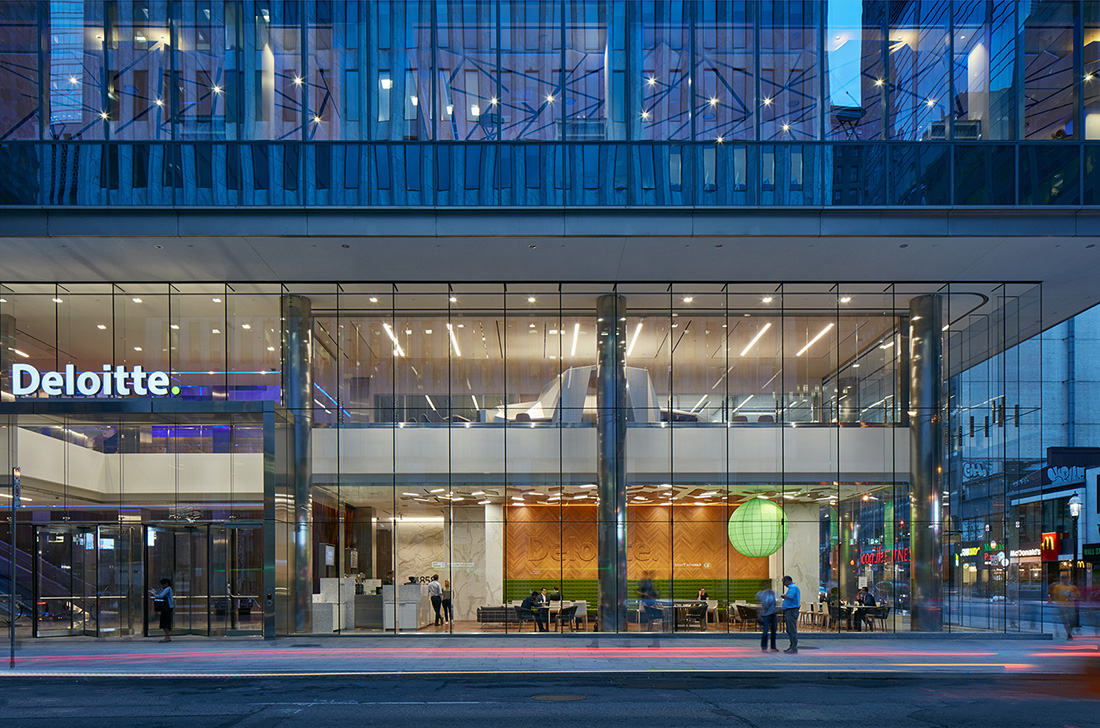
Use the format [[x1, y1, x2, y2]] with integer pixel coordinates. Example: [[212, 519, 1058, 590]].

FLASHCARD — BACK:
[[739, 322, 772, 357], [795, 322, 834, 357], [625, 322, 643, 356], [382, 323, 405, 357], [446, 323, 462, 357]]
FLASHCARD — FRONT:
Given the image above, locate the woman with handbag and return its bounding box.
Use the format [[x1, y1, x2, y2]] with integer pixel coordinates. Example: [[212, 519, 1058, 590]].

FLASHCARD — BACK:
[[151, 578, 175, 642]]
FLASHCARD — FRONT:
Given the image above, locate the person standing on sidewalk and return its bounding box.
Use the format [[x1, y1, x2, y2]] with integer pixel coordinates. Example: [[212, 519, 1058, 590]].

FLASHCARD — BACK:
[[756, 585, 778, 652], [428, 574, 444, 626], [781, 575, 801, 653]]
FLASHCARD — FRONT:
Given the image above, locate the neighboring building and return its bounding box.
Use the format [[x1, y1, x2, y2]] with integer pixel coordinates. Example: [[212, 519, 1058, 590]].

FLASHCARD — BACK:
[[0, 1, 1099, 639]]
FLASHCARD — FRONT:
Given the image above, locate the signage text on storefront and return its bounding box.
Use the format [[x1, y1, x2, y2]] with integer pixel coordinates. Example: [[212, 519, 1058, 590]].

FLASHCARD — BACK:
[[11, 363, 174, 397]]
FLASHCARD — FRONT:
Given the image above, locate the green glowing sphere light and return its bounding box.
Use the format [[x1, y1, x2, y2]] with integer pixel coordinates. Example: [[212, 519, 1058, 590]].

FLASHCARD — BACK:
[[728, 497, 789, 558]]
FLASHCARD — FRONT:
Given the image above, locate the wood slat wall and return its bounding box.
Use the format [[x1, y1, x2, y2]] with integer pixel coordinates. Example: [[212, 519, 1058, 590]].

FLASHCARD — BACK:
[[505, 504, 769, 581]]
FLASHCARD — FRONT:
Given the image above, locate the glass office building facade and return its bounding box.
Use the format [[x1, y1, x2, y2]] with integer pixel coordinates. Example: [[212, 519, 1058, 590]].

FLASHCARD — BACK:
[[0, 1, 1090, 639], [0, 0, 1098, 206], [0, 281, 1042, 636]]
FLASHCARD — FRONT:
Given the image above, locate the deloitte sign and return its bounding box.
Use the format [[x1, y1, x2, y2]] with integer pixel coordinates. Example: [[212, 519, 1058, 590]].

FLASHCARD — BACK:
[[11, 363, 179, 397]]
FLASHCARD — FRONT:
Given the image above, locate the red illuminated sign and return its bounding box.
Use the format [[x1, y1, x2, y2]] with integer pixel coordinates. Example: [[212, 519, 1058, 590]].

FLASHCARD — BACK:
[[1040, 532, 1061, 562], [859, 546, 911, 565]]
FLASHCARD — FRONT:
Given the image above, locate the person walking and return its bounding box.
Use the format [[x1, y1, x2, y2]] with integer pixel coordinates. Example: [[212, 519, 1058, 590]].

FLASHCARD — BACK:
[[637, 572, 662, 631], [151, 578, 175, 643], [781, 575, 801, 653], [427, 574, 444, 626], [756, 585, 778, 652], [441, 579, 454, 624], [1051, 571, 1080, 640]]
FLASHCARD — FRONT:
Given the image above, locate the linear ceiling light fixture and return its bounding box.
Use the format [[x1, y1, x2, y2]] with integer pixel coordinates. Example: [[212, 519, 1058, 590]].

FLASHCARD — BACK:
[[446, 323, 461, 357], [626, 322, 643, 356], [570, 322, 580, 357], [382, 323, 405, 357], [731, 394, 753, 414], [740, 322, 772, 356], [796, 323, 834, 356]]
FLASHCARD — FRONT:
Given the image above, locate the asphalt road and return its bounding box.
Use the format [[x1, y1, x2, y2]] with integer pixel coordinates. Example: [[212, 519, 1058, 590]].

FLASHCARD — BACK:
[[0, 674, 1097, 727]]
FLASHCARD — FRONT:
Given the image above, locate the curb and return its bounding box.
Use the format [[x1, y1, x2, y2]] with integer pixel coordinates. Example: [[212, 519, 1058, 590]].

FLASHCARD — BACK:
[[0, 668, 1075, 681]]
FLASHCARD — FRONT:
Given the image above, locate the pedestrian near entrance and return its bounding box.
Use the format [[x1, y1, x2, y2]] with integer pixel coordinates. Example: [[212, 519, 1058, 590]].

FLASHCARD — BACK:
[[756, 585, 778, 652], [151, 578, 175, 643], [428, 574, 444, 626], [781, 575, 801, 653], [441, 579, 453, 623]]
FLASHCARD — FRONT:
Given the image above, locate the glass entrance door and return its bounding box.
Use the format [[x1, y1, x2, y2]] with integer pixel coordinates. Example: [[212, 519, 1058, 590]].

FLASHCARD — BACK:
[[5, 401, 285, 639], [35, 526, 91, 637], [210, 523, 263, 635], [145, 524, 211, 636], [89, 525, 139, 637], [34, 524, 139, 637], [145, 523, 263, 637]]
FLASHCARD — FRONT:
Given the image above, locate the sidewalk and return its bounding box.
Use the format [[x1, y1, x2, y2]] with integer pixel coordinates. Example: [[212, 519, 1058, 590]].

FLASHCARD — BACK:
[[3, 633, 1098, 679]]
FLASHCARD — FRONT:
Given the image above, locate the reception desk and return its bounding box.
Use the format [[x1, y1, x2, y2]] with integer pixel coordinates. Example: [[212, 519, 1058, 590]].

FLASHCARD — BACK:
[[383, 584, 431, 631], [354, 593, 384, 630]]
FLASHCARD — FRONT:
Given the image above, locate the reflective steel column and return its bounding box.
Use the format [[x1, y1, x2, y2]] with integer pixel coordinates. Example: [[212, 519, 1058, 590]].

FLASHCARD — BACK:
[[596, 294, 628, 632], [281, 294, 313, 633], [838, 506, 855, 604], [909, 294, 943, 631], [1, 313, 14, 393]]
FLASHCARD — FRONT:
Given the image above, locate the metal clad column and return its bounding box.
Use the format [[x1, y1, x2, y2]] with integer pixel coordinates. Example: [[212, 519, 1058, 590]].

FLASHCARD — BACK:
[[1, 313, 14, 393], [596, 294, 628, 632], [282, 294, 313, 633], [909, 294, 943, 631], [838, 507, 855, 604]]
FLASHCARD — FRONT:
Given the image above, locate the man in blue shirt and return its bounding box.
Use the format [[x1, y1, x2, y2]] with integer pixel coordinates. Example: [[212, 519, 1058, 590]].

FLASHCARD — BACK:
[[781, 575, 801, 653]]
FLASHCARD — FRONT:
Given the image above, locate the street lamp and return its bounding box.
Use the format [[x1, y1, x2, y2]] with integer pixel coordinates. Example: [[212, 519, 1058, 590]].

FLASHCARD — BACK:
[[1069, 493, 1083, 587]]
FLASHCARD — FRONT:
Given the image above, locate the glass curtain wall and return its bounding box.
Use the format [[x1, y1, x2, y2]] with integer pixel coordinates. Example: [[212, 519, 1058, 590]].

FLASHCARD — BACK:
[[4, 0, 1090, 144], [0, 280, 1041, 636], [283, 281, 1039, 635], [948, 283, 1044, 632], [2, 2, 1097, 207], [0, 283, 282, 638]]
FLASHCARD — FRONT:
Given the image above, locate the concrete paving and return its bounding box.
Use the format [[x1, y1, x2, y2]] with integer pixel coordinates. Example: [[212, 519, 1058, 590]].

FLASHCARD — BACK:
[[3, 632, 1098, 678]]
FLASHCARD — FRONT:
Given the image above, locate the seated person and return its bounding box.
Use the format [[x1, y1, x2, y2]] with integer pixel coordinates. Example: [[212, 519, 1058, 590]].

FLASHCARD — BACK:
[[521, 590, 549, 633], [549, 587, 562, 602], [689, 587, 710, 630], [853, 587, 876, 631]]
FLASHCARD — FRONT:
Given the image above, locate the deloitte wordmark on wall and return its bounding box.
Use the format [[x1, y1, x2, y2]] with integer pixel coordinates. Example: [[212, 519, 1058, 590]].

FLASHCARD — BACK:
[[12, 363, 178, 397]]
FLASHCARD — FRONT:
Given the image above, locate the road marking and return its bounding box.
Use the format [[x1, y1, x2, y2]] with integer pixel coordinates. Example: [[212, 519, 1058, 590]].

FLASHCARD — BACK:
[[251, 701, 488, 706]]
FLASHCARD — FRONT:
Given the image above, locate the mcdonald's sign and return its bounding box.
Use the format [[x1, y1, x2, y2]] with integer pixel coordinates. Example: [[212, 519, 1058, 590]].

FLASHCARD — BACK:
[[1040, 532, 1061, 562]]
